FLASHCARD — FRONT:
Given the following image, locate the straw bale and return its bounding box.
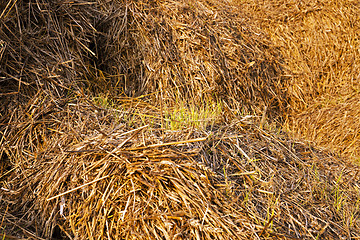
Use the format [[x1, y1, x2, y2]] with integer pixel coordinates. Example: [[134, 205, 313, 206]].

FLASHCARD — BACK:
[[1, 99, 360, 239], [235, 0, 360, 158], [124, 0, 288, 117], [289, 96, 360, 159], [0, 0, 289, 123]]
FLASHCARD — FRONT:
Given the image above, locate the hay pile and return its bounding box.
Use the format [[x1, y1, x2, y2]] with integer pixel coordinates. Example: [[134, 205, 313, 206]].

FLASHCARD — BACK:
[[0, 0, 289, 118], [2, 97, 360, 239], [123, 0, 288, 117], [237, 0, 360, 159], [1, 0, 360, 239]]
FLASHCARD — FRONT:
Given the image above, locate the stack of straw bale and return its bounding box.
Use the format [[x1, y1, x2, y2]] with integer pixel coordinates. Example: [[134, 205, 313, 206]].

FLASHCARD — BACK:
[[1, 0, 360, 239]]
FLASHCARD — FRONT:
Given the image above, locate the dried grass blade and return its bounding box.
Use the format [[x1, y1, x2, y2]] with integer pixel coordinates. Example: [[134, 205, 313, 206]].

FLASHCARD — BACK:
[[47, 175, 109, 201], [125, 137, 208, 151]]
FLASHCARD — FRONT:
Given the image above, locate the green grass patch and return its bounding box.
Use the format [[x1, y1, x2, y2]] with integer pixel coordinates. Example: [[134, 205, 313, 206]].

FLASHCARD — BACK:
[[164, 101, 222, 131]]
